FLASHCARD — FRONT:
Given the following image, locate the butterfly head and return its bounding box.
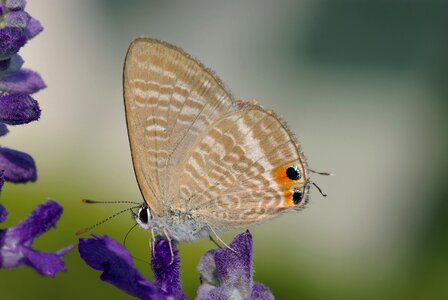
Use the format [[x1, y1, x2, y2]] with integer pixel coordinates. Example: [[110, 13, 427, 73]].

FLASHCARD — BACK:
[[135, 204, 153, 230]]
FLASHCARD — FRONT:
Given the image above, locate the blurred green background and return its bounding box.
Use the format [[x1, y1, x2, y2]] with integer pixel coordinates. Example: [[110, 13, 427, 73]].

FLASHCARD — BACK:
[[1, 0, 447, 299]]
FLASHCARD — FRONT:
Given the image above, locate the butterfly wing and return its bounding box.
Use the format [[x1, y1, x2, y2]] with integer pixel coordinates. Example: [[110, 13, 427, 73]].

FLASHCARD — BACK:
[[123, 38, 236, 215], [178, 102, 309, 229]]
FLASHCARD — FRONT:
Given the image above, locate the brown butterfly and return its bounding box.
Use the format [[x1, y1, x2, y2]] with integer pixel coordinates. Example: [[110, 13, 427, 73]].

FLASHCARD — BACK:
[[122, 38, 329, 253]]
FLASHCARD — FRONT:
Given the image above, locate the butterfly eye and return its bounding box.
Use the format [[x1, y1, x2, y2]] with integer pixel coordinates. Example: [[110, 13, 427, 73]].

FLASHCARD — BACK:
[[138, 206, 151, 224], [292, 190, 303, 205], [286, 166, 301, 180]]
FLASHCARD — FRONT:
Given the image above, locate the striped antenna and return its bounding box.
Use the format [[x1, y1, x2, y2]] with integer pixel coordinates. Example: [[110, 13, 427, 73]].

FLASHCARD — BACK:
[[82, 199, 141, 205], [75, 206, 140, 235]]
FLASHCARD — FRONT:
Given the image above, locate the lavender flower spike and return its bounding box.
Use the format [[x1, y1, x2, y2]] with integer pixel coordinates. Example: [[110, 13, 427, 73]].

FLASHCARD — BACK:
[[197, 231, 274, 300], [0, 0, 45, 188], [152, 237, 187, 300], [0, 200, 74, 277]]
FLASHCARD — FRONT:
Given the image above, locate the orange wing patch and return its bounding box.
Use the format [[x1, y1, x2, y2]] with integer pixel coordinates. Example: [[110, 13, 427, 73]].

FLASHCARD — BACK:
[[272, 164, 305, 207]]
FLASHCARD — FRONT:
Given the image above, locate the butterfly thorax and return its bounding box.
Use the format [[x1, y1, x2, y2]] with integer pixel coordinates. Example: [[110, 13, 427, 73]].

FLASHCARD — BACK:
[[135, 206, 209, 242]]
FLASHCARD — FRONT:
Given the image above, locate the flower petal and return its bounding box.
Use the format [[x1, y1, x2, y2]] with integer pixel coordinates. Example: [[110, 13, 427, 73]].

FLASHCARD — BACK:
[[0, 93, 40, 125], [0, 123, 8, 137], [0, 202, 7, 223], [5, 0, 26, 10], [0, 55, 24, 75], [0, 200, 73, 277], [196, 283, 216, 300], [152, 238, 187, 299], [79, 235, 134, 270], [56, 244, 75, 256], [79, 235, 167, 300], [250, 283, 274, 300], [197, 231, 273, 300], [0, 27, 27, 59], [207, 286, 244, 300], [198, 250, 219, 286], [213, 231, 253, 296], [4, 11, 30, 28], [21, 246, 69, 277], [0, 146, 37, 183], [24, 16, 43, 39], [0, 68, 46, 94], [0, 58, 11, 72], [7, 200, 62, 243]]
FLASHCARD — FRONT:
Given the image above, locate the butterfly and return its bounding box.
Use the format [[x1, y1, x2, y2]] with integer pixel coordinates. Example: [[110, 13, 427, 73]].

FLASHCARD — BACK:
[[123, 37, 325, 251]]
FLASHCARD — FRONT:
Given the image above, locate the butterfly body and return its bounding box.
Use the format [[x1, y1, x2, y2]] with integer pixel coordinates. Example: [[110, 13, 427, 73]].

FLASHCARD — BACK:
[[135, 207, 209, 242], [124, 38, 310, 243]]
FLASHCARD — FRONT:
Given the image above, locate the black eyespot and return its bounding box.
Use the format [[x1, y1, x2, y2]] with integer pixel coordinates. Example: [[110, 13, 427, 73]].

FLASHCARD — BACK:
[[286, 166, 301, 180], [293, 190, 303, 204], [138, 207, 149, 224]]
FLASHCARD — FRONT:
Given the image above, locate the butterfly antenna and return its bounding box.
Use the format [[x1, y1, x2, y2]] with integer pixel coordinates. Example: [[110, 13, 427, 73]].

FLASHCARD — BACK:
[[131, 254, 151, 265], [121, 223, 151, 265], [312, 182, 327, 197], [75, 206, 139, 235], [82, 199, 141, 205], [123, 223, 138, 249], [309, 169, 334, 176]]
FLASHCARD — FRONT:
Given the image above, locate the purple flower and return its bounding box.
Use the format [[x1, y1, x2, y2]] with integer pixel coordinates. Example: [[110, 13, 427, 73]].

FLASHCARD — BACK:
[[0, 93, 40, 124], [79, 231, 273, 299], [78, 235, 170, 300], [0, 68, 46, 94], [0, 146, 37, 182], [197, 231, 274, 300], [0, 0, 44, 189], [0, 200, 74, 277]]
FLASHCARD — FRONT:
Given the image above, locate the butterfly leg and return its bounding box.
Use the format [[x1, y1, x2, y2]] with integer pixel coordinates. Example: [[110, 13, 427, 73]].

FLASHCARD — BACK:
[[150, 227, 156, 257], [209, 234, 223, 249], [208, 225, 239, 255], [162, 228, 175, 265]]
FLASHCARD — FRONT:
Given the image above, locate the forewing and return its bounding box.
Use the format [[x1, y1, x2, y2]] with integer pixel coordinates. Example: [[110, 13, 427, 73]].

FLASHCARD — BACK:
[[123, 38, 235, 215], [178, 103, 309, 228]]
